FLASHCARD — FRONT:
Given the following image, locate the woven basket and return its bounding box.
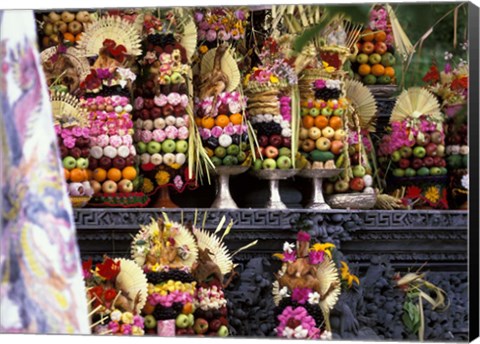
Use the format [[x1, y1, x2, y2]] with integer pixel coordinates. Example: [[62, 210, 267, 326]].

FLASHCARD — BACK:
[[326, 192, 377, 209], [299, 68, 346, 99], [69, 196, 91, 208]]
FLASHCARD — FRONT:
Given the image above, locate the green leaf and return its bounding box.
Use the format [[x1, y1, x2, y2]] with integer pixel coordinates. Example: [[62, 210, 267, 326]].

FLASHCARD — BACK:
[[293, 4, 371, 52]]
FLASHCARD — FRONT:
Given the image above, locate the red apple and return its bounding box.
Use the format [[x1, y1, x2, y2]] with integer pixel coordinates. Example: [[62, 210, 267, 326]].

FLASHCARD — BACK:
[[282, 137, 291, 148], [362, 41, 375, 54], [330, 140, 344, 155], [81, 148, 90, 158], [209, 319, 222, 332], [423, 156, 434, 167], [69, 147, 82, 159], [399, 158, 411, 169], [144, 98, 154, 109], [118, 179, 134, 193], [374, 41, 387, 54], [258, 135, 269, 147], [349, 177, 366, 192], [163, 104, 174, 116], [301, 139, 315, 153], [174, 105, 184, 117], [264, 146, 279, 159], [141, 109, 151, 120], [425, 143, 438, 157], [269, 134, 283, 148], [412, 158, 424, 170]]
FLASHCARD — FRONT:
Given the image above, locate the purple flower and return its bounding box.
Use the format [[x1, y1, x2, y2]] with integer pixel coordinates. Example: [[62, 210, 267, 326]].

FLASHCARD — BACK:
[[211, 126, 223, 138], [63, 136, 76, 149], [234, 9, 246, 20], [200, 128, 212, 140], [444, 63, 452, 74], [194, 12, 204, 22], [218, 30, 231, 41], [291, 288, 311, 304], [206, 29, 217, 42], [309, 250, 325, 265], [223, 124, 235, 135], [297, 231, 311, 242], [54, 124, 61, 135], [198, 21, 210, 31], [313, 79, 327, 89], [107, 321, 120, 333], [283, 251, 296, 262], [133, 315, 144, 328], [82, 127, 90, 138], [96, 68, 112, 80], [174, 175, 184, 191]]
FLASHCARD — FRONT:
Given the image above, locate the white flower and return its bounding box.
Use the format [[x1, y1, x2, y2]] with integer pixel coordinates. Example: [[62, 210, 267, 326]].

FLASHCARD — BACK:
[[444, 51, 453, 61], [282, 327, 295, 338], [281, 128, 292, 137], [293, 325, 309, 338], [461, 174, 469, 190], [320, 330, 332, 340], [280, 120, 290, 129], [273, 115, 283, 123], [264, 114, 273, 122], [461, 41, 468, 50], [283, 241, 295, 253], [308, 291, 321, 305], [110, 310, 122, 322], [279, 286, 290, 298]]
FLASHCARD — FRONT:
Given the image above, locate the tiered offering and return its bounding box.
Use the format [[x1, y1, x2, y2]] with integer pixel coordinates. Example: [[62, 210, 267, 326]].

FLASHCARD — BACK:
[[133, 11, 196, 204], [77, 15, 146, 206]]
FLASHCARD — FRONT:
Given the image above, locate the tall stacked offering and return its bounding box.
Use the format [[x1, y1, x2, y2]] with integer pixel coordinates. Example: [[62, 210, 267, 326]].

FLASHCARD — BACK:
[[272, 231, 341, 339], [50, 92, 94, 207], [130, 216, 199, 336], [133, 11, 197, 206], [378, 88, 449, 209], [77, 15, 146, 207], [245, 35, 300, 172], [324, 80, 379, 209], [82, 256, 148, 335]]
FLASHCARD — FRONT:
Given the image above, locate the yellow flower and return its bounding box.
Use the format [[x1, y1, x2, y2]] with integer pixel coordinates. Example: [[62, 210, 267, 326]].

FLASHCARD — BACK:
[[121, 312, 134, 325], [170, 163, 182, 170], [425, 186, 440, 204], [142, 178, 154, 194], [310, 242, 335, 259], [155, 171, 170, 186], [243, 74, 251, 86], [340, 261, 360, 288], [199, 45, 209, 54], [269, 75, 279, 83]]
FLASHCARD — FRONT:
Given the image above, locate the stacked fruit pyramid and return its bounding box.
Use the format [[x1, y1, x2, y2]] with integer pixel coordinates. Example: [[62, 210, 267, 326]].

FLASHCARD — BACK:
[[351, 23, 396, 86], [323, 80, 378, 207], [133, 11, 197, 196], [244, 37, 300, 171], [51, 91, 94, 207], [130, 217, 199, 336], [77, 15, 147, 206], [195, 45, 250, 169], [38, 10, 94, 48], [297, 70, 348, 170]]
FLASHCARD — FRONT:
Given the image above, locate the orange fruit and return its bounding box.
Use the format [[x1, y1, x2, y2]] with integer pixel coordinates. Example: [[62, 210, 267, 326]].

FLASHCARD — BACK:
[[93, 168, 107, 182], [63, 32, 75, 43], [75, 33, 83, 42], [107, 168, 122, 182], [122, 166, 137, 181], [64, 168, 70, 181], [70, 168, 87, 183], [215, 114, 230, 128], [201, 116, 215, 129], [205, 147, 214, 158], [314, 115, 329, 129], [371, 64, 385, 77], [230, 113, 243, 125], [384, 66, 395, 78], [361, 29, 375, 42], [358, 64, 371, 76], [195, 117, 203, 127], [329, 116, 343, 130], [302, 115, 315, 129], [182, 302, 194, 314], [374, 30, 387, 42], [86, 169, 93, 181]]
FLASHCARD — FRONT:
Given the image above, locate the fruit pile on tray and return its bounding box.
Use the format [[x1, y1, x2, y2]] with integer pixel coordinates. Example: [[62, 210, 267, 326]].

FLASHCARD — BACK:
[[133, 13, 193, 194], [39, 10, 93, 48], [298, 77, 347, 170]]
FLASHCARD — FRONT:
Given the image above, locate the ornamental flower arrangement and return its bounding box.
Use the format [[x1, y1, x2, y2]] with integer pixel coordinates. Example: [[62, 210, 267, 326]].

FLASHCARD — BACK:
[[50, 91, 94, 207], [130, 216, 199, 336], [272, 231, 341, 339], [194, 7, 249, 47], [82, 256, 148, 335], [133, 11, 197, 206]]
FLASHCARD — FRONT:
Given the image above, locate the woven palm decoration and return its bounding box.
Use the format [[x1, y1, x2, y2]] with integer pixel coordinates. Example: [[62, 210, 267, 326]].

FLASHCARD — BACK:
[[77, 15, 142, 57], [200, 47, 240, 92], [345, 79, 378, 132], [386, 4, 415, 62], [41, 46, 91, 82], [316, 257, 342, 316], [179, 18, 197, 62], [114, 258, 148, 313], [390, 87, 441, 123], [50, 91, 87, 128], [130, 216, 199, 270]]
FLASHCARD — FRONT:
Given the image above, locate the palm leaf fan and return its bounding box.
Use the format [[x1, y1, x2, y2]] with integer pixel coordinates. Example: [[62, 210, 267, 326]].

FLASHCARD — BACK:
[[316, 257, 341, 319], [164, 221, 199, 269], [345, 79, 377, 131], [192, 227, 234, 275], [49, 91, 87, 128], [77, 15, 142, 57], [41, 46, 91, 83], [179, 18, 197, 62], [390, 87, 441, 123], [114, 258, 148, 313], [386, 4, 415, 62], [200, 47, 240, 92]]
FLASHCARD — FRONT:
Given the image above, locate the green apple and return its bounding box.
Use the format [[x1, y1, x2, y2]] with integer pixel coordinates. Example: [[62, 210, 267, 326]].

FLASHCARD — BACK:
[[217, 325, 229, 337], [136, 142, 147, 154], [262, 158, 277, 170], [381, 52, 396, 67], [147, 141, 162, 154], [405, 168, 417, 177], [356, 53, 369, 64], [175, 140, 188, 153], [352, 165, 366, 177], [252, 158, 263, 171], [391, 150, 401, 162], [161, 139, 176, 154], [363, 74, 377, 85], [237, 151, 247, 163], [369, 53, 382, 65], [227, 144, 240, 156], [175, 314, 190, 329], [62, 156, 76, 170], [279, 147, 291, 157], [215, 146, 227, 158], [211, 156, 223, 167], [277, 156, 292, 170], [392, 168, 405, 177]]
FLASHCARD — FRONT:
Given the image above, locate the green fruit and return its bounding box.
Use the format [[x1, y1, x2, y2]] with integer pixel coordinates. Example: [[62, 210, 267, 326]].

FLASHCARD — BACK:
[[211, 156, 223, 167], [227, 144, 240, 156], [237, 151, 247, 163], [240, 142, 248, 151], [439, 167, 448, 175], [405, 168, 416, 177], [214, 146, 227, 158], [222, 155, 235, 166], [462, 154, 468, 168], [417, 167, 430, 176], [335, 154, 345, 168], [377, 75, 391, 85], [310, 150, 335, 162], [392, 168, 405, 177], [252, 158, 263, 171], [363, 74, 377, 85], [447, 155, 462, 169]]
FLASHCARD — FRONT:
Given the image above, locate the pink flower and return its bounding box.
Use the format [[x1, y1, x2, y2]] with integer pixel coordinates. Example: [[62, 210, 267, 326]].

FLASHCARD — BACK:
[[218, 30, 231, 41], [177, 126, 189, 140], [63, 136, 76, 149], [174, 175, 184, 190], [167, 93, 181, 106], [291, 288, 311, 304], [211, 126, 223, 138], [233, 124, 243, 135], [154, 94, 168, 107], [107, 321, 120, 333], [206, 29, 217, 42], [152, 129, 166, 142], [141, 130, 153, 143], [122, 135, 133, 146], [134, 97, 144, 110], [198, 21, 210, 31], [223, 124, 235, 136], [200, 128, 211, 140], [283, 251, 296, 262], [165, 126, 179, 139], [109, 135, 122, 148], [120, 324, 132, 335], [54, 124, 61, 135], [297, 231, 311, 242], [309, 250, 325, 265], [97, 134, 109, 147], [133, 315, 144, 328], [198, 30, 207, 40], [180, 94, 189, 108]]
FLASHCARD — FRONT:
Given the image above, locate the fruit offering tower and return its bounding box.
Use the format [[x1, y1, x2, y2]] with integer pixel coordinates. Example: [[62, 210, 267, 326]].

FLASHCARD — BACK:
[[50, 92, 94, 208], [350, 5, 397, 87], [244, 35, 300, 172], [194, 45, 250, 170], [77, 15, 147, 207], [323, 80, 379, 209], [130, 217, 199, 336], [378, 88, 449, 209], [272, 231, 341, 339], [133, 11, 197, 206], [82, 256, 148, 336]]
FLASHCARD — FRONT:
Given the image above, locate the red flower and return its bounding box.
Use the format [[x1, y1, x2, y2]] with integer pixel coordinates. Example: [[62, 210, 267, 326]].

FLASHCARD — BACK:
[[451, 76, 468, 90], [82, 258, 93, 279], [405, 185, 422, 199], [89, 285, 104, 300], [104, 288, 118, 302], [96, 258, 121, 280], [422, 65, 440, 84]]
